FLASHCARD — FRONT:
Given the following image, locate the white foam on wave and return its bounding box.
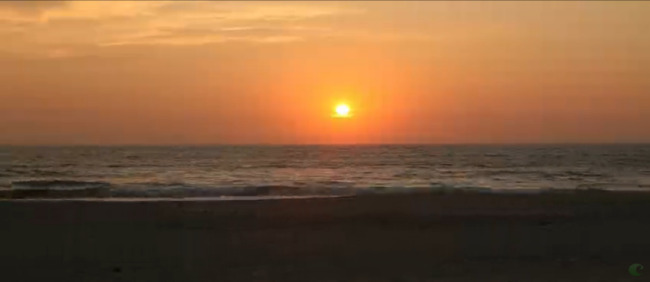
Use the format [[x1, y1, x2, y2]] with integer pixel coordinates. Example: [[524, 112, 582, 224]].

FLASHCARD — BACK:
[[4, 195, 349, 202]]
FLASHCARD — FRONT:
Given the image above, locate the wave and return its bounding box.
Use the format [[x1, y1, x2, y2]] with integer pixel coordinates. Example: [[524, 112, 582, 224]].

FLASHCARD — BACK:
[[1, 178, 647, 200], [12, 180, 112, 190], [9, 180, 112, 198], [110, 183, 356, 198], [473, 169, 607, 180], [3, 168, 71, 177], [3, 179, 464, 199]]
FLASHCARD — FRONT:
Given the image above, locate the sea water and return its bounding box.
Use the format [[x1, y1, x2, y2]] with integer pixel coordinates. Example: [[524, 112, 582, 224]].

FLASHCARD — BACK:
[[1, 145, 649, 198]]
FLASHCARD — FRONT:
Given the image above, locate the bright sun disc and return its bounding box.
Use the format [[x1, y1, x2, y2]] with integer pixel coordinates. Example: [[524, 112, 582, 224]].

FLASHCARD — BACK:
[[335, 104, 351, 117]]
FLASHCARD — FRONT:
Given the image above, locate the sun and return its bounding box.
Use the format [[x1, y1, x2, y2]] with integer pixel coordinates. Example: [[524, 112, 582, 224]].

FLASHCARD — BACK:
[[333, 104, 351, 118], [336, 104, 350, 116]]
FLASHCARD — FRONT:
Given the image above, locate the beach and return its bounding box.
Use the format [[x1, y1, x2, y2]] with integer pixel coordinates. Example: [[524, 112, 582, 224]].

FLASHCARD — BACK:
[[1, 191, 648, 281]]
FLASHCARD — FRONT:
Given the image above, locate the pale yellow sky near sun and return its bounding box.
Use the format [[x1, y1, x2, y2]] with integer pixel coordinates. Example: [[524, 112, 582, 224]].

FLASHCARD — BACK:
[[1, 1, 649, 144]]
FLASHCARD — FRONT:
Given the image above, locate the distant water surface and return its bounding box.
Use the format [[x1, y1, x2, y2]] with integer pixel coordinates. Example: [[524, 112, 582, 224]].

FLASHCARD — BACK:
[[1, 145, 650, 198]]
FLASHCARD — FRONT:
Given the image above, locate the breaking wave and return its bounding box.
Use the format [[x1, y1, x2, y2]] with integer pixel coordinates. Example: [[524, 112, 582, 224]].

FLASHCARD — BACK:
[[3, 179, 637, 200], [8, 180, 112, 198], [12, 180, 111, 190], [0, 179, 507, 199]]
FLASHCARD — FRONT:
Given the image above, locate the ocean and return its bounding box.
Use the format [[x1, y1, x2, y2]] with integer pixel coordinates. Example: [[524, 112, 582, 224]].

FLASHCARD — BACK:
[[1, 145, 650, 198]]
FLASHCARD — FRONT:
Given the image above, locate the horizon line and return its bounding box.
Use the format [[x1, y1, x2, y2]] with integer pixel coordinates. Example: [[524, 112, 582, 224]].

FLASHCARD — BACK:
[[2, 142, 650, 147]]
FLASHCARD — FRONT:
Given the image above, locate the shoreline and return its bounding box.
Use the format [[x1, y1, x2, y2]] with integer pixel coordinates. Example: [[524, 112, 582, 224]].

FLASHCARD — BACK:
[[2, 192, 648, 281]]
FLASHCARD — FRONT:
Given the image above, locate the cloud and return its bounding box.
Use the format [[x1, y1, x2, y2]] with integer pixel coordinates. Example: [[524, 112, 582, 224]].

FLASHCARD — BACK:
[[6, 1, 645, 59], [0, 1, 447, 59], [0, 1, 366, 54], [0, 1, 68, 15]]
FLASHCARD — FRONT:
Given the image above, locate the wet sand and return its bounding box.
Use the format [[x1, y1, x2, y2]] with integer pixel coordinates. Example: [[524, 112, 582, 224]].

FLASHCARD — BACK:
[[1, 191, 649, 281]]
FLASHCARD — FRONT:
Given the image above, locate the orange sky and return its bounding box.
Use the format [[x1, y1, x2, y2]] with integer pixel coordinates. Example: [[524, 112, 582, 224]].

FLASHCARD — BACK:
[[1, 1, 649, 145]]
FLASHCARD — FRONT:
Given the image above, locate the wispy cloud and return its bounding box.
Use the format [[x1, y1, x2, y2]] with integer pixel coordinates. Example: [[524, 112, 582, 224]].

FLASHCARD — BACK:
[[0, 1, 437, 57], [0, 1, 68, 17]]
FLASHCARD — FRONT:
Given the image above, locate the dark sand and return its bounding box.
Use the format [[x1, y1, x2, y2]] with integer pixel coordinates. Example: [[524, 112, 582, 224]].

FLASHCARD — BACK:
[[2, 192, 650, 281]]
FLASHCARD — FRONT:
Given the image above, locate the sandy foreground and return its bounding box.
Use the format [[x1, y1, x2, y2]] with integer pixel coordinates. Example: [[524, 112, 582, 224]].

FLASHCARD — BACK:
[[1, 191, 650, 281]]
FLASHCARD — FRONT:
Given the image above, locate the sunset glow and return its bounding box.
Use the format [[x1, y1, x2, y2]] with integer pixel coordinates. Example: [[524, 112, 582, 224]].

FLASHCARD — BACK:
[[1, 1, 649, 145]]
